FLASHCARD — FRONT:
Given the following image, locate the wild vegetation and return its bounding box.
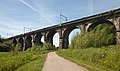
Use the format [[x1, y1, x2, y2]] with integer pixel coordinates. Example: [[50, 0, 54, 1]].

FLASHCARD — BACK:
[[57, 23, 120, 71], [16, 54, 46, 71], [0, 40, 54, 71], [27, 43, 56, 51], [0, 51, 47, 71], [57, 46, 120, 71], [0, 38, 14, 52], [0, 23, 119, 71], [70, 23, 116, 48]]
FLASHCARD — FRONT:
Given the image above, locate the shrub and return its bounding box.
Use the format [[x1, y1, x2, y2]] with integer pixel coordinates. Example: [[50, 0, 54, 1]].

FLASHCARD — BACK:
[[27, 43, 55, 51], [70, 24, 116, 48], [0, 40, 16, 52], [14, 44, 22, 51], [42, 43, 53, 50], [0, 43, 10, 52], [27, 44, 43, 51], [0, 38, 4, 43]]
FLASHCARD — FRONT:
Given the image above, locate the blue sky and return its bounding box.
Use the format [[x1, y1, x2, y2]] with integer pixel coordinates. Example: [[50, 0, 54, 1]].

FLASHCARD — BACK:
[[0, 0, 120, 46]]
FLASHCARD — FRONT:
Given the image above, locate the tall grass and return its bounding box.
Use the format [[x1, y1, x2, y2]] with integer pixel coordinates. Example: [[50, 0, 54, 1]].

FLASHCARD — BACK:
[[57, 45, 120, 71], [16, 53, 47, 71], [0, 51, 47, 71]]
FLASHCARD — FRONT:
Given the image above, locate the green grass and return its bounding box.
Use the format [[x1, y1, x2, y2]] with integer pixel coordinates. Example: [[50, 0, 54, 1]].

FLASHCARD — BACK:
[[57, 45, 120, 71], [0, 51, 48, 71], [16, 54, 47, 71]]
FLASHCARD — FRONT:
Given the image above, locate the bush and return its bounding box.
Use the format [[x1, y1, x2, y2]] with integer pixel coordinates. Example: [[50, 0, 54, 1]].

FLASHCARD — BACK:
[[70, 24, 116, 48], [0, 43, 10, 52], [0, 39, 16, 52], [42, 43, 53, 50], [0, 38, 4, 43], [14, 44, 22, 51], [27, 44, 43, 51], [27, 43, 55, 51]]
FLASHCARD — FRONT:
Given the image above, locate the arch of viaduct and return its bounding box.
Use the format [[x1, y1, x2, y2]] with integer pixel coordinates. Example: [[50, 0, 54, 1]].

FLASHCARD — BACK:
[[9, 8, 120, 50]]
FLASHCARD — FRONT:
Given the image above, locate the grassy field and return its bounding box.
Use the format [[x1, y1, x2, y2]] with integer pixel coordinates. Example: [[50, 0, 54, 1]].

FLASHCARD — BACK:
[[57, 45, 120, 71], [0, 51, 48, 71]]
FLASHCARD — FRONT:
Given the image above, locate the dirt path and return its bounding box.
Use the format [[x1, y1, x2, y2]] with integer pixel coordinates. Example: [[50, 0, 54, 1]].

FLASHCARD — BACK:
[[42, 52, 88, 71]]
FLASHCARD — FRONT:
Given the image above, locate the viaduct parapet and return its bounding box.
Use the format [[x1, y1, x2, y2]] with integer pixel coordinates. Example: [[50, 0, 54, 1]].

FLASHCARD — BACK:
[[8, 8, 120, 50]]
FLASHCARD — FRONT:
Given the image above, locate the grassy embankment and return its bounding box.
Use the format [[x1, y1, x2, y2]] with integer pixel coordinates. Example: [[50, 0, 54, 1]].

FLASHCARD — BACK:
[[57, 45, 120, 71], [0, 51, 48, 71], [0, 26, 57, 71], [0, 39, 55, 71]]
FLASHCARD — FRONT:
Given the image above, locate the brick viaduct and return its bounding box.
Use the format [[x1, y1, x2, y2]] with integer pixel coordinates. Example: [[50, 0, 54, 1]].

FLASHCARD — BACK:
[[8, 8, 120, 50]]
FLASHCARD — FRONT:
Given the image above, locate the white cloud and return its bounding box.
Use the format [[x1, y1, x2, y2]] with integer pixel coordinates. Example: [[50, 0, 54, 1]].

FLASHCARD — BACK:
[[20, 0, 40, 14], [20, 0, 55, 25]]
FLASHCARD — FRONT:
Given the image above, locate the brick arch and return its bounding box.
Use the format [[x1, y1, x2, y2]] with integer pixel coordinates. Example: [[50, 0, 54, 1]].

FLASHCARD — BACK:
[[46, 30, 60, 45], [87, 19, 116, 31], [18, 37, 24, 49], [62, 26, 81, 48], [25, 35, 32, 50], [34, 33, 43, 45], [12, 38, 17, 46]]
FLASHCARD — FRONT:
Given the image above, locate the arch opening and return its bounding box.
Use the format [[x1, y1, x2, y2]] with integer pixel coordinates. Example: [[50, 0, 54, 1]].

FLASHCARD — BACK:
[[34, 33, 43, 45], [18, 37, 24, 49], [46, 30, 59, 48], [87, 19, 116, 45], [13, 38, 17, 46], [88, 19, 116, 31], [46, 30, 57, 45], [41, 36, 44, 43], [63, 26, 81, 48], [53, 32, 59, 47], [69, 29, 80, 45], [25, 35, 32, 50]]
